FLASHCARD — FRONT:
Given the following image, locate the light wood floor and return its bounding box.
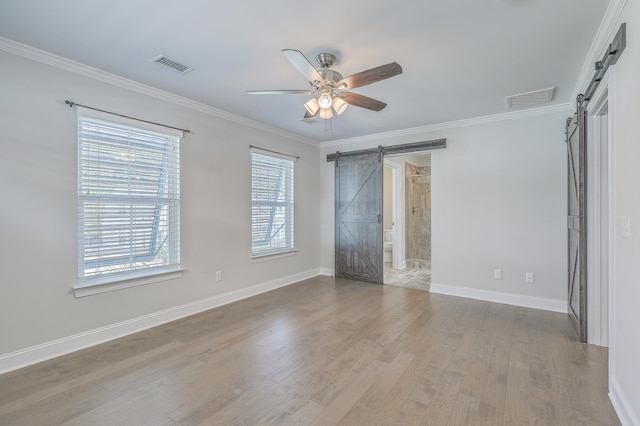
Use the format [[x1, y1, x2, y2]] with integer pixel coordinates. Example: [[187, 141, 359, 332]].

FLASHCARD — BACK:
[[0, 276, 620, 425], [384, 263, 430, 290]]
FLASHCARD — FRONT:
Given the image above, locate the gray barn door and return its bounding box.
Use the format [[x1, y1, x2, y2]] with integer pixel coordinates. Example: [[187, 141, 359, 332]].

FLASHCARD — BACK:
[[335, 150, 383, 284], [566, 104, 587, 342]]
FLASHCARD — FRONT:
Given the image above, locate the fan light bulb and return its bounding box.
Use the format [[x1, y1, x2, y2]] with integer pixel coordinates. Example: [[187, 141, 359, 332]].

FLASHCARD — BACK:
[[318, 93, 332, 109], [332, 97, 348, 115]]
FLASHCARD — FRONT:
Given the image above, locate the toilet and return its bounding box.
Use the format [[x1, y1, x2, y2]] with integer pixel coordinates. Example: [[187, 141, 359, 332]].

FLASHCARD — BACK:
[[384, 229, 393, 263]]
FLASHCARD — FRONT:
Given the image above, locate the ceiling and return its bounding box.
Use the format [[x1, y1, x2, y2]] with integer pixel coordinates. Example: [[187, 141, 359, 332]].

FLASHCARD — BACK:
[[0, 0, 610, 143]]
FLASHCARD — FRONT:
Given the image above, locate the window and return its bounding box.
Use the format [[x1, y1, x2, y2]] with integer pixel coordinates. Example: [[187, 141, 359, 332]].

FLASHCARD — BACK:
[[77, 115, 181, 286], [251, 149, 295, 257]]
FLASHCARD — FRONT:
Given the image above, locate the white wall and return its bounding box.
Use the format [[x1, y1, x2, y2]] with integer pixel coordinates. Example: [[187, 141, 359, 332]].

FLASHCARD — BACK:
[[431, 114, 567, 301], [321, 110, 569, 309], [0, 50, 322, 366], [606, 2, 640, 423]]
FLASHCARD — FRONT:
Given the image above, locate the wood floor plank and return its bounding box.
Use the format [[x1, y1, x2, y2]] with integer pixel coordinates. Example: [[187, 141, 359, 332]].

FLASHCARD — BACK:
[[0, 277, 621, 425], [447, 393, 481, 426], [337, 351, 415, 425], [0, 340, 183, 418], [503, 316, 532, 425], [363, 338, 444, 423]]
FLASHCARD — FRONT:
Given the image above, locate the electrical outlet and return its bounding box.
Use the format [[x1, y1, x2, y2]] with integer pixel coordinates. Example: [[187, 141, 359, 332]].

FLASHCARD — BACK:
[[215, 271, 222, 282], [494, 269, 503, 280], [525, 272, 535, 283]]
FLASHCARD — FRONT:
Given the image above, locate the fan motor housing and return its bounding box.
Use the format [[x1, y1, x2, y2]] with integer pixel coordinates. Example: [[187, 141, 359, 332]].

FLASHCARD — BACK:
[[319, 69, 343, 86], [316, 53, 336, 68]]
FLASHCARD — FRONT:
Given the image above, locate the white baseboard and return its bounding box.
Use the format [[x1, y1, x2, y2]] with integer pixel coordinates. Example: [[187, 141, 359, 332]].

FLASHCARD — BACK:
[[429, 282, 567, 313], [0, 268, 324, 375], [610, 376, 640, 426], [318, 267, 334, 277]]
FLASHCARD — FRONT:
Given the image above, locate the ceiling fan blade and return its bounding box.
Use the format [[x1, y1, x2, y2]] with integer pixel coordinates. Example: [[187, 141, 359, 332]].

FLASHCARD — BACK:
[[282, 49, 325, 85], [338, 62, 402, 90], [303, 110, 318, 118], [247, 90, 314, 95], [341, 92, 387, 111]]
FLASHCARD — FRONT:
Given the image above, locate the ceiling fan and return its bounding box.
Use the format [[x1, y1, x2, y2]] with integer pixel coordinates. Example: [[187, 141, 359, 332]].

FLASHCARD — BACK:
[[248, 49, 402, 121]]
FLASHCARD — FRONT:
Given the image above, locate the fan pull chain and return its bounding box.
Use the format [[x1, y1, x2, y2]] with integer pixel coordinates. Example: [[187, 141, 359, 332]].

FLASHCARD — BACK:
[[324, 117, 333, 136]]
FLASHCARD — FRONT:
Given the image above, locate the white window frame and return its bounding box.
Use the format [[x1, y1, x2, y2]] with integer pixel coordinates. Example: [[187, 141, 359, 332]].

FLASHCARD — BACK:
[[74, 109, 182, 297], [251, 148, 295, 259]]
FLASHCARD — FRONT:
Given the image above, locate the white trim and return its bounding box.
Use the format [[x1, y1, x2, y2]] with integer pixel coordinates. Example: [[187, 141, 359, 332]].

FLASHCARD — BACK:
[[430, 282, 567, 313], [74, 268, 184, 298], [322, 103, 572, 148], [390, 165, 399, 269], [250, 250, 297, 263], [586, 73, 611, 347], [609, 376, 640, 426], [0, 36, 574, 149], [384, 158, 405, 270], [0, 268, 324, 375], [318, 267, 335, 277], [605, 66, 619, 406], [0, 37, 318, 147], [1, 2, 627, 151]]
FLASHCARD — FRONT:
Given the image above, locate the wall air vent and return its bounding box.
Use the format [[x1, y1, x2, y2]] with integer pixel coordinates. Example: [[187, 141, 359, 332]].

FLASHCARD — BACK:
[[505, 87, 555, 109], [151, 55, 194, 74]]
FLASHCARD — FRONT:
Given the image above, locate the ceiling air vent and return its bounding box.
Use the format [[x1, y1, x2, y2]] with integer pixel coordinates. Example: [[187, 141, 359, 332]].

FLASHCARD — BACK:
[[505, 87, 555, 109], [151, 55, 194, 74]]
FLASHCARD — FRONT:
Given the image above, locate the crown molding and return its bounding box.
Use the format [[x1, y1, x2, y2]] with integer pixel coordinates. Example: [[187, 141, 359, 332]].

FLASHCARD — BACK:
[[322, 102, 572, 148], [3, 10, 618, 151], [570, 0, 628, 103], [0, 37, 319, 147]]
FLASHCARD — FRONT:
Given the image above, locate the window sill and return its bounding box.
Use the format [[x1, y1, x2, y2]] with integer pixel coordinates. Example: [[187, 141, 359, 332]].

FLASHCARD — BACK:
[[73, 267, 184, 298], [250, 249, 297, 263]]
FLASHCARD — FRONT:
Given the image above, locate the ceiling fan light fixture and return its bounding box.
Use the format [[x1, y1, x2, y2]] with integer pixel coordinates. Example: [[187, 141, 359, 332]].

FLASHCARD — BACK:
[[319, 107, 334, 119], [318, 93, 333, 109], [304, 98, 320, 116], [248, 49, 403, 128], [332, 96, 348, 115]]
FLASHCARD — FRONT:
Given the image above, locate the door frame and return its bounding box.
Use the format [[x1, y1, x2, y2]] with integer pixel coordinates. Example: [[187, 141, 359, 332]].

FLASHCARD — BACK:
[[586, 70, 614, 347], [384, 158, 406, 270], [329, 139, 446, 284]]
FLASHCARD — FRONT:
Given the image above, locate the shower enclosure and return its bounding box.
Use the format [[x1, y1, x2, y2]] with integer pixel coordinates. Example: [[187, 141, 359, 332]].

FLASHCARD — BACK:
[[406, 162, 431, 269]]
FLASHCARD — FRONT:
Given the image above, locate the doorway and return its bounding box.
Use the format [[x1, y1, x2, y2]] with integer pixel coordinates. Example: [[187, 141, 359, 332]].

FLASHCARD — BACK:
[[586, 77, 612, 347], [383, 153, 431, 290], [330, 138, 446, 287]]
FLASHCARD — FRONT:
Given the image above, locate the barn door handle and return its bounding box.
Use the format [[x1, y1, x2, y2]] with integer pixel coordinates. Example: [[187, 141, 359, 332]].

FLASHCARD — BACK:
[[378, 213, 382, 224]]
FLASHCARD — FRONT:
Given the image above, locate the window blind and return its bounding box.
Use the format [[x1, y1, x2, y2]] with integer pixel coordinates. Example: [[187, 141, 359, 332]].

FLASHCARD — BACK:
[[251, 151, 294, 256], [78, 116, 180, 282]]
